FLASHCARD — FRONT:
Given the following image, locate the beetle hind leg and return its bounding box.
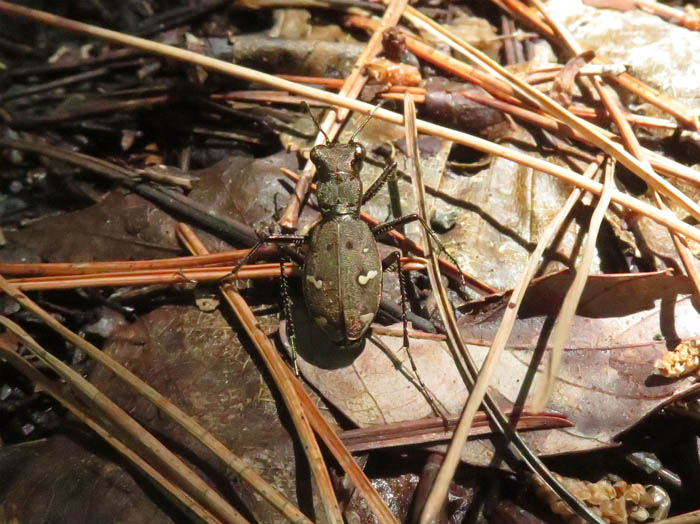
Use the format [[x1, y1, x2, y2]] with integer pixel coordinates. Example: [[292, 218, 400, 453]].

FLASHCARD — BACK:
[[380, 252, 447, 420]]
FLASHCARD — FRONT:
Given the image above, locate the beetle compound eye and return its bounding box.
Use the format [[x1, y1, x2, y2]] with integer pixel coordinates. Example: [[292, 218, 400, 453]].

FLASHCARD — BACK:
[[354, 144, 366, 160], [310, 146, 321, 165], [351, 144, 366, 172]]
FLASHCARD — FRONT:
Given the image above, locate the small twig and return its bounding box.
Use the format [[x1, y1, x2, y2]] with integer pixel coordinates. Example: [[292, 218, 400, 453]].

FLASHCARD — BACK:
[[0, 339, 223, 524], [340, 409, 573, 452], [0, 249, 251, 276], [524, 63, 627, 84], [568, 104, 676, 130], [5, 95, 171, 129], [276, 74, 426, 94], [370, 325, 446, 341], [136, 166, 193, 190], [1, 47, 142, 77], [0, 67, 110, 103], [501, 14, 524, 65]]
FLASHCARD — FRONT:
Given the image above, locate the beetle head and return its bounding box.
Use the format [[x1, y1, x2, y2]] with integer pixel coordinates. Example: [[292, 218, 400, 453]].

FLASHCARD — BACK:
[[310, 141, 365, 180]]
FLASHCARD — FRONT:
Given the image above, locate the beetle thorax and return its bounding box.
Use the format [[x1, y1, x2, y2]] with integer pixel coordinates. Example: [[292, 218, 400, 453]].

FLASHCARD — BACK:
[[316, 172, 362, 217]]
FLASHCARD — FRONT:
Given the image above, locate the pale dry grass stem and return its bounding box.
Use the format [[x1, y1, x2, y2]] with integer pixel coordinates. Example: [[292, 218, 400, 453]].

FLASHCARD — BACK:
[[532, 159, 616, 412]]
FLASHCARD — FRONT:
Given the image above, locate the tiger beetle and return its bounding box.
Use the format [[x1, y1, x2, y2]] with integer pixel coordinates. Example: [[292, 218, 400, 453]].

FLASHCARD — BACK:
[[229, 105, 463, 371]]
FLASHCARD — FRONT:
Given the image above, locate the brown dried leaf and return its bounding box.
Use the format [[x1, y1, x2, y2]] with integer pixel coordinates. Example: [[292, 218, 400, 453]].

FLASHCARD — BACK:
[[438, 135, 593, 290], [293, 272, 699, 465], [457, 271, 700, 462], [0, 433, 175, 524], [4, 152, 298, 263], [87, 305, 314, 524]]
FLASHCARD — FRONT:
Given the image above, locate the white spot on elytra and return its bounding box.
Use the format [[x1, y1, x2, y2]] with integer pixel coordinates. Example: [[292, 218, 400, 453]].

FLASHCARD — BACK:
[[314, 316, 327, 327], [359, 313, 374, 324], [362, 247, 369, 253], [357, 270, 378, 285], [306, 275, 323, 289]]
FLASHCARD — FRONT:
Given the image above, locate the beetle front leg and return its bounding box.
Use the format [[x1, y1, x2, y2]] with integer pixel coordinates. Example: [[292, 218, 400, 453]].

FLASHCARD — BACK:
[[361, 161, 397, 205], [372, 213, 466, 291]]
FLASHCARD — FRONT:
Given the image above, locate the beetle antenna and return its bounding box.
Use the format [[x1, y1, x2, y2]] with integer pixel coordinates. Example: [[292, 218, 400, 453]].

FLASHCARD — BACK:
[[302, 101, 331, 144], [349, 100, 388, 143]]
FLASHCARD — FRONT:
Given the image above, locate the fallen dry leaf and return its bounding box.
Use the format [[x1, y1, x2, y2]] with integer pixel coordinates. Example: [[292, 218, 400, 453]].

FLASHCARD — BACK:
[[290, 271, 700, 466], [3, 152, 298, 264], [0, 432, 174, 524]]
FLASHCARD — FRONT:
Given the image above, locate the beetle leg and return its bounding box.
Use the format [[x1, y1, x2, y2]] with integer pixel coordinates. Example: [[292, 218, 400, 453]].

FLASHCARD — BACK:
[[220, 234, 307, 284], [380, 251, 447, 419], [361, 161, 397, 205], [372, 213, 467, 292], [279, 257, 299, 375], [381, 251, 409, 351], [369, 328, 448, 420]]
